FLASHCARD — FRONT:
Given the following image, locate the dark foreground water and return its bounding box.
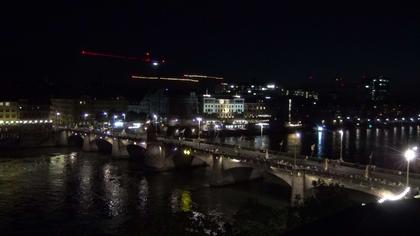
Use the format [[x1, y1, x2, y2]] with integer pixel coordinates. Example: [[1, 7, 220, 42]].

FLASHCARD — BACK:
[[0, 148, 293, 235]]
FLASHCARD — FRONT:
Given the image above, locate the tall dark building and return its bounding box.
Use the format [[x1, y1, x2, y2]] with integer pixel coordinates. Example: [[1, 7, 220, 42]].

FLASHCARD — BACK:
[[365, 76, 390, 102]]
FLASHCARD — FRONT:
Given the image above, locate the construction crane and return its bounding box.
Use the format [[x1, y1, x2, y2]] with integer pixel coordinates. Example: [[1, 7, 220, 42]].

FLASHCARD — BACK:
[[80, 49, 165, 67]]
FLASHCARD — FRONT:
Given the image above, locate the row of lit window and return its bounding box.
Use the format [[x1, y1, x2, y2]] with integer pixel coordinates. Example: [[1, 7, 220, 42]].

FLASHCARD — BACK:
[[0, 114, 16, 118], [204, 104, 243, 108], [204, 109, 244, 112], [249, 106, 266, 110], [0, 102, 11, 106], [218, 115, 236, 118], [0, 120, 53, 124], [0, 109, 16, 112]]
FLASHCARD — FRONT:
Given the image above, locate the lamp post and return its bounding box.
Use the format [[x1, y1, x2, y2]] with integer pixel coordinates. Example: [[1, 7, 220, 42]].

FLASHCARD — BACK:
[[256, 123, 268, 149], [196, 117, 202, 141], [339, 130, 344, 162], [83, 113, 89, 128], [153, 114, 158, 124], [55, 112, 61, 126], [153, 114, 158, 135], [404, 148, 416, 186], [256, 123, 265, 140], [83, 113, 89, 123], [294, 132, 301, 169], [101, 112, 108, 130]]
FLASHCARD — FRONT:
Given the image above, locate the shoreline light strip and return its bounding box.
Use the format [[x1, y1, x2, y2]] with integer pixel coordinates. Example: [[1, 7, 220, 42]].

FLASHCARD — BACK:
[[131, 75, 199, 83], [378, 187, 410, 203], [0, 120, 53, 125], [183, 74, 223, 80]]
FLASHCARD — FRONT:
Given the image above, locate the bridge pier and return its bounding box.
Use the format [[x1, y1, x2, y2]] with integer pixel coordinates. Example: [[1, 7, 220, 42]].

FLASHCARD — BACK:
[[144, 143, 176, 170], [291, 171, 306, 206], [111, 138, 129, 157], [82, 134, 98, 152], [57, 130, 69, 146], [209, 155, 263, 186], [210, 155, 225, 186]]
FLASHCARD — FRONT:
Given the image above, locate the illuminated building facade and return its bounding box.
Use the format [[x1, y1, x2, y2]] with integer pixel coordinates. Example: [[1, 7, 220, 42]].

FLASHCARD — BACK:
[[291, 89, 319, 100], [0, 101, 18, 121], [219, 83, 280, 97], [244, 97, 271, 121], [202, 95, 244, 119], [17, 99, 50, 120], [365, 76, 390, 102], [49, 98, 77, 125]]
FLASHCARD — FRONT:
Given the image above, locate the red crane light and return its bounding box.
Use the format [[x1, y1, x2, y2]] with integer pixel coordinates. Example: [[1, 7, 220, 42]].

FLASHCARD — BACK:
[[79, 49, 163, 65], [80, 50, 145, 61]]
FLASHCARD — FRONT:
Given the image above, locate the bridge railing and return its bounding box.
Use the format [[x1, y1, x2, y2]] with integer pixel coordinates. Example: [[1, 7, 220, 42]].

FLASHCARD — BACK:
[[61, 128, 147, 141], [217, 153, 406, 190], [190, 138, 418, 188], [178, 138, 420, 180], [60, 132, 420, 183]]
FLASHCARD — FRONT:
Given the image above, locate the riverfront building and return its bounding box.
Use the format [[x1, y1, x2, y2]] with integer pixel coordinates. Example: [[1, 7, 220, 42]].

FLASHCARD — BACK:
[[50, 98, 77, 125], [129, 89, 199, 118], [365, 76, 390, 102], [244, 97, 271, 121], [0, 101, 18, 121], [202, 94, 244, 119]]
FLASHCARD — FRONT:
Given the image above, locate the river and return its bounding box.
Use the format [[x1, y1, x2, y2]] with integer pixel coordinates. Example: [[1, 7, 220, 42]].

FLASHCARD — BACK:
[[2, 125, 414, 234], [0, 148, 291, 235], [213, 125, 420, 171]]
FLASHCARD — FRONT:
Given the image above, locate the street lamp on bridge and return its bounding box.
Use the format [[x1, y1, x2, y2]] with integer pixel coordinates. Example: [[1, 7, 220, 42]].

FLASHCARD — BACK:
[[404, 148, 417, 187], [294, 132, 301, 169], [256, 123, 269, 148], [339, 129, 344, 162], [196, 117, 202, 141], [83, 113, 89, 123], [55, 112, 61, 126]]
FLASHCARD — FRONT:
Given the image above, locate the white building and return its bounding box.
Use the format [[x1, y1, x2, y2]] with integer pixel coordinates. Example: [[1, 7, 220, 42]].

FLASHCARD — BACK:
[[202, 95, 244, 119]]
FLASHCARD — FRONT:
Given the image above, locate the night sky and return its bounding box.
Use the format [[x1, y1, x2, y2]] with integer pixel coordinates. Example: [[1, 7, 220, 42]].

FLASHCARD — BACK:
[[1, 1, 420, 97]]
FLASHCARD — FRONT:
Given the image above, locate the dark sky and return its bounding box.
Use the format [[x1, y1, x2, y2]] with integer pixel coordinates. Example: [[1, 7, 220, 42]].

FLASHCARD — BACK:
[[1, 1, 420, 96]]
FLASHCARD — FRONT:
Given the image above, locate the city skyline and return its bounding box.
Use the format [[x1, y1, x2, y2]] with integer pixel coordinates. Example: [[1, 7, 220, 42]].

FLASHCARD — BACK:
[[2, 3, 420, 235]]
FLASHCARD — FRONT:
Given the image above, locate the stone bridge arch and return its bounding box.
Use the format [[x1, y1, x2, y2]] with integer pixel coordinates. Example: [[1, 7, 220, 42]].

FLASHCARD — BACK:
[[208, 156, 263, 186], [82, 134, 98, 152], [262, 168, 403, 205], [143, 143, 207, 170], [67, 132, 84, 147], [95, 137, 113, 154], [304, 174, 407, 200], [126, 141, 147, 160]]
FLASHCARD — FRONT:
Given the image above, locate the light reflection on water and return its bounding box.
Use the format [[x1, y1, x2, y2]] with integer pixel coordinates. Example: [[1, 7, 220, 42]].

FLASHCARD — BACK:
[[317, 131, 323, 159], [103, 163, 127, 217], [138, 178, 148, 214], [355, 128, 361, 151], [169, 189, 193, 213], [79, 159, 93, 214], [0, 148, 290, 234], [214, 125, 420, 170]]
